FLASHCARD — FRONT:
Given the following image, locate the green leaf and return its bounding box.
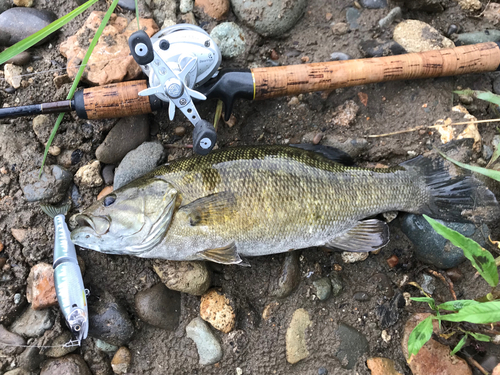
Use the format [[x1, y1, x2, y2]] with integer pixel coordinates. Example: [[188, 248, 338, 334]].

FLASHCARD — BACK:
[[411, 297, 436, 310], [423, 215, 499, 287], [438, 301, 500, 324], [407, 316, 434, 359], [437, 300, 481, 311], [0, 0, 99, 65], [451, 334, 467, 355], [454, 90, 500, 106], [467, 331, 491, 342], [40, 0, 121, 174], [437, 150, 500, 182]]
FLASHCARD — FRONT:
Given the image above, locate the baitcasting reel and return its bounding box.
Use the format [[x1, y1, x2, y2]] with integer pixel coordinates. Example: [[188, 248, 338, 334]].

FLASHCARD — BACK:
[[128, 25, 222, 155]]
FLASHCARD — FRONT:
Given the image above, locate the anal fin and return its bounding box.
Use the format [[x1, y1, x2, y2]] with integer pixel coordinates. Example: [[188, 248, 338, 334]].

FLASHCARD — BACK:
[[198, 243, 247, 265], [327, 219, 389, 252]]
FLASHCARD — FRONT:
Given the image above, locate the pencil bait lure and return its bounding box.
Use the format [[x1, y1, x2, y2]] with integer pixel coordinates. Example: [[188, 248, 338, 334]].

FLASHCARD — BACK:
[[41, 203, 88, 346]]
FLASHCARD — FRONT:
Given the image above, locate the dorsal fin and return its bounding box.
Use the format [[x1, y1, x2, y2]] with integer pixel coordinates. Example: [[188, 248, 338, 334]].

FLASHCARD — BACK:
[[290, 144, 354, 166]]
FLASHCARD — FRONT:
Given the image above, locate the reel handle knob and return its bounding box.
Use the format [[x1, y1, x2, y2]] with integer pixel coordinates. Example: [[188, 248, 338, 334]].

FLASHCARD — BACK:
[[192, 120, 217, 155], [129, 30, 155, 65]]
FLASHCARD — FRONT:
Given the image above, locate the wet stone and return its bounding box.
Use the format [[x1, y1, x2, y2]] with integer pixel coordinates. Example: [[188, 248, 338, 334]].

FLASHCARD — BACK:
[[18, 344, 45, 371], [231, 0, 307, 37], [4, 370, 30, 375], [118, 0, 136, 10], [330, 52, 351, 61], [367, 357, 403, 375], [455, 30, 500, 45], [318, 368, 328, 375], [195, 0, 230, 20], [353, 291, 370, 302], [378, 7, 402, 28], [393, 20, 454, 53], [401, 214, 490, 269], [186, 317, 222, 366], [95, 339, 119, 353], [102, 165, 115, 186], [83, 349, 113, 375], [376, 293, 405, 329], [271, 252, 300, 298], [330, 274, 343, 297], [154, 260, 211, 296], [0, 324, 26, 355], [40, 354, 92, 375], [6, 51, 31, 66], [359, 0, 387, 8], [313, 278, 332, 301], [134, 283, 181, 330], [346, 7, 360, 29], [11, 307, 54, 337], [114, 141, 164, 190], [210, 22, 246, 58], [359, 40, 406, 58], [334, 323, 369, 369], [96, 116, 150, 165], [0, 0, 12, 13], [88, 289, 134, 346], [286, 308, 312, 364], [200, 289, 236, 333], [0, 8, 57, 46], [111, 347, 131, 374]]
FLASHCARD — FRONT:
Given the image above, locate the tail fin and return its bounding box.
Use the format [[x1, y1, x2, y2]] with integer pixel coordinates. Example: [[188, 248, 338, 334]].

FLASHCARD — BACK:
[[40, 203, 71, 218], [401, 156, 500, 223]]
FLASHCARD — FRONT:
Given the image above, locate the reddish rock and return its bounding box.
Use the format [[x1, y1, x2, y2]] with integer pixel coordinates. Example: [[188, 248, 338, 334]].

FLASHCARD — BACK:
[[111, 347, 131, 374], [27, 263, 57, 310], [59, 12, 158, 86], [386, 255, 399, 268], [367, 357, 402, 375], [194, 0, 230, 20], [493, 363, 500, 375], [97, 185, 114, 200], [402, 313, 472, 375]]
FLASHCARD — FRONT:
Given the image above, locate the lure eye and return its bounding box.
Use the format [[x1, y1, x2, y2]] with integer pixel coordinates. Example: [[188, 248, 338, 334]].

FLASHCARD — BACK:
[[103, 195, 116, 207], [74, 325, 81, 332]]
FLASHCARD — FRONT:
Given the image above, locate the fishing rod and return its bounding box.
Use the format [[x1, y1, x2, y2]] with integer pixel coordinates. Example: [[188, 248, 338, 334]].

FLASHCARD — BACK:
[[1, 24, 500, 155]]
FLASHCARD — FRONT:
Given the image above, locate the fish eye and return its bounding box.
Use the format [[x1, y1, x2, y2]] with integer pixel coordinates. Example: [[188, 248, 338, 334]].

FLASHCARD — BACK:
[[74, 325, 81, 331], [103, 195, 116, 207]]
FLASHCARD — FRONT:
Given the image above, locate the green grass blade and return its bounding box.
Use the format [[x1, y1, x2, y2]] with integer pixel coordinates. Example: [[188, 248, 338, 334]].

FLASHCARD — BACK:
[[135, 0, 140, 30], [437, 300, 480, 311], [450, 334, 467, 355], [410, 297, 436, 310], [423, 215, 498, 287], [40, 0, 121, 175], [438, 301, 500, 324], [486, 144, 500, 168], [407, 316, 434, 359], [437, 149, 500, 182], [0, 0, 99, 65], [454, 90, 500, 106], [467, 331, 491, 342]]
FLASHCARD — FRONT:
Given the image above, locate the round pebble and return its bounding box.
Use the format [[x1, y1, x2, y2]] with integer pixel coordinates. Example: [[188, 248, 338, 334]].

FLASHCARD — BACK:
[[353, 291, 370, 301], [111, 347, 131, 374], [200, 289, 236, 333], [174, 126, 186, 137]]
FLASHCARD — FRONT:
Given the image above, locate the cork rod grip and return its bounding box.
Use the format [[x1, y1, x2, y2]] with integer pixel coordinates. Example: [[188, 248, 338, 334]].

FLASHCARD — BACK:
[[81, 80, 152, 120], [252, 42, 500, 100]]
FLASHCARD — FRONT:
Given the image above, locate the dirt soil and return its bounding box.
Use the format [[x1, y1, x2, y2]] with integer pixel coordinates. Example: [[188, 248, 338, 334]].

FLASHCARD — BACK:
[[1, 0, 500, 374]]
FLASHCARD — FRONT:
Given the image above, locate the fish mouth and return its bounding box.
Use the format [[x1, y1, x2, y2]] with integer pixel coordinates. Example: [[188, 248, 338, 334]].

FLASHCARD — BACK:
[[75, 214, 110, 236]]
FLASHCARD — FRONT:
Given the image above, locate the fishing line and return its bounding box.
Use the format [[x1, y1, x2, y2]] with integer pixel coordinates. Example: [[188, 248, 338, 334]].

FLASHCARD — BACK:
[[0, 340, 81, 349]]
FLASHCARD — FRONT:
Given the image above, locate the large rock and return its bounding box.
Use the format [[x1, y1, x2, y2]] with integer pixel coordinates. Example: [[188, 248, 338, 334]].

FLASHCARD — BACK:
[[393, 20, 454, 53], [210, 22, 246, 58], [285, 308, 312, 364], [231, 0, 307, 37], [402, 313, 471, 375], [134, 283, 181, 330], [59, 11, 159, 85], [113, 141, 164, 190], [19, 165, 73, 204], [10, 307, 54, 337], [153, 260, 211, 296], [96, 116, 150, 165], [0, 8, 57, 46], [88, 289, 134, 346], [40, 355, 92, 375], [400, 214, 489, 269], [186, 317, 222, 366]]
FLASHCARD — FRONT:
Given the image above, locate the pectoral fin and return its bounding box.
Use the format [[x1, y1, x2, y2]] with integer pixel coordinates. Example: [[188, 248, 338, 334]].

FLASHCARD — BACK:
[[198, 243, 248, 265], [181, 191, 237, 226], [327, 219, 389, 252]]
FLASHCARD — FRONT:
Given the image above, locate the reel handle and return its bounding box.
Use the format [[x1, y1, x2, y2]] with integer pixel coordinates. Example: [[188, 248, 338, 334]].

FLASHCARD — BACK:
[[128, 30, 155, 65], [192, 120, 217, 155]]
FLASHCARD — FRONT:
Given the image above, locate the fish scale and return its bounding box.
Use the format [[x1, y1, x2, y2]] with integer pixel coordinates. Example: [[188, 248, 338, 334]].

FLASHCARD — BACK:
[[71, 145, 498, 263]]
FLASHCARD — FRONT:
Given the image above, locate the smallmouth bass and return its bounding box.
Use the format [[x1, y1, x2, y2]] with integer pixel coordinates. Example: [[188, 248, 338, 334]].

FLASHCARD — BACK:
[[71, 145, 498, 264]]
